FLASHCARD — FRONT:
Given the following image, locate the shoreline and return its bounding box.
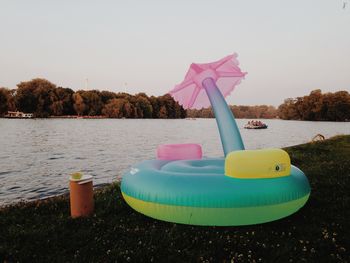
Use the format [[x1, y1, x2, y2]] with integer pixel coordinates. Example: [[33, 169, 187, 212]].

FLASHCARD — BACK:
[[1, 135, 349, 262], [0, 182, 118, 209], [1, 116, 349, 121]]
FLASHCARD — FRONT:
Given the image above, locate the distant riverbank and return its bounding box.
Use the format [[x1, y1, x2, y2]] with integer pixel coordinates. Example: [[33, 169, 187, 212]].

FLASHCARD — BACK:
[[1, 135, 349, 262], [50, 115, 107, 119], [2, 115, 350, 121], [1, 79, 349, 121], [2, 113, 350, 121]]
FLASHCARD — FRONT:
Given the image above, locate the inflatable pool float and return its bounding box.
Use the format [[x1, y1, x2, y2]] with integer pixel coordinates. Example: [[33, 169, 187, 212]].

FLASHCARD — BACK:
[[121, 54, 310, 226]]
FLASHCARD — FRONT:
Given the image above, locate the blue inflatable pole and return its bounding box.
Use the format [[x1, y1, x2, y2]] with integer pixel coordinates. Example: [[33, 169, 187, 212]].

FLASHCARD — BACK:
[[202, 77, 245, 156]]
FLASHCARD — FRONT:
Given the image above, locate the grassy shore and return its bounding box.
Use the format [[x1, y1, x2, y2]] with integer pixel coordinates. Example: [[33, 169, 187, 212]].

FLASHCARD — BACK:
[[1, 136, 350, 262]]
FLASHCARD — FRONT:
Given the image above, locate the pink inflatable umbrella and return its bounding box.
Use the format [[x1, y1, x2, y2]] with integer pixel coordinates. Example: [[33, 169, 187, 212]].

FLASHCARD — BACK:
[[169, 54, 247, 156]]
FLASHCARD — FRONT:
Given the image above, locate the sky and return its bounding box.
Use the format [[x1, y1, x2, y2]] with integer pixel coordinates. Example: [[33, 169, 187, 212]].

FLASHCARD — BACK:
[[0, 0, 349, 106]]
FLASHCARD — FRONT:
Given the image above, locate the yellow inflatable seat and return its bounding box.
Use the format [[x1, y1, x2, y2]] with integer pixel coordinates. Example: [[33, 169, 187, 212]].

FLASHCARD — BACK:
[[225, 149, 291, 179]]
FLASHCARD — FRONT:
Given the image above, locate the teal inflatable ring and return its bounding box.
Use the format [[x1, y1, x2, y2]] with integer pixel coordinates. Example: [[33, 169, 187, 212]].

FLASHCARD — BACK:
[[121, 158, 311, 226]]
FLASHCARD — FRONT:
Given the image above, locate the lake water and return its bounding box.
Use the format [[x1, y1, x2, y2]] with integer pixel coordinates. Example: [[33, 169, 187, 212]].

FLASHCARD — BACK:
[[0, 118, 349, 206]]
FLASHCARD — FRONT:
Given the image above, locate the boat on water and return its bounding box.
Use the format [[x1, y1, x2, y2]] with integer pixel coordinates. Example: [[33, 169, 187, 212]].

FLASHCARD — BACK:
[[244, 120, 268, 129], [4, 111, 34, 119]]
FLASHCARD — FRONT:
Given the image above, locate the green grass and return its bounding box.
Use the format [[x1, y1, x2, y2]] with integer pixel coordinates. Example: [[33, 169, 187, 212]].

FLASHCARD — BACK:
[[1, 135, 350, 262]]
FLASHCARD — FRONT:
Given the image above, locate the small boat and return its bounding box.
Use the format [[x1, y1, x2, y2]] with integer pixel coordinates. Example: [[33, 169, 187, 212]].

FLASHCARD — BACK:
[[244, 120, 268, 129], [4, 111, 34, 119]]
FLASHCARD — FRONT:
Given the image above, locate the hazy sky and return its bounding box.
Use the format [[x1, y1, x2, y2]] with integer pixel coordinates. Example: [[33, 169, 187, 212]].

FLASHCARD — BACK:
[[0, 0, 349, 106]]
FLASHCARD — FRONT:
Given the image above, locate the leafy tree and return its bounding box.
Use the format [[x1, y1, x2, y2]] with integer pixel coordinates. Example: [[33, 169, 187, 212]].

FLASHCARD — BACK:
[[157, 94, 184, 119], [122, 100, 135, 118], [134, 95, 153, 118], [34, 85, 56, 117], [100, 91, 116, 104], [322, 91, 350, 121], [115, 92, 131, 100], [294, 89, 324, 120], [0, 88, 11, 115], [15, 81, 38, 113], [163, 94, 176, 118], [149, 96, 160, 118], [72, 93, 85, 116], [102, 98, 132, 118], [54, 87, 75, 115], [50, 100, 64, 116], [158, 105, 168, 118], [278, 98, 300, 120], [78, 90, 103, 116], [15, 78, 57, 117], [277, 90, 350, 121]]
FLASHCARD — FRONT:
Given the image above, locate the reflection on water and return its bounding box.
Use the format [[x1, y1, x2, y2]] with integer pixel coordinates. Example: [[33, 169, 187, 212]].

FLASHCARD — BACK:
[[0, 118, 349, 205]]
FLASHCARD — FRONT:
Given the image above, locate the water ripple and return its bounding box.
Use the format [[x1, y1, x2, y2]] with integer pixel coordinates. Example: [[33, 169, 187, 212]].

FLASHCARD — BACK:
[[0, 118, 349, 206]]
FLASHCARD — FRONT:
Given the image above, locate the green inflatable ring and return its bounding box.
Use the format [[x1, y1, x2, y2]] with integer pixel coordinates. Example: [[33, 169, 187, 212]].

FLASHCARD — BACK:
[[121, 158, 310, 226]]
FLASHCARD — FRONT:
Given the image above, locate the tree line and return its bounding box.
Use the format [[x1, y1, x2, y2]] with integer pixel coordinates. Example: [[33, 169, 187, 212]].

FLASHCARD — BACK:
[[0, 78, 186, 118], [187, 105, 278, 119], [188, 90, 350, 121], [278, 89, 350, 121], [1, 79, 349, 121]]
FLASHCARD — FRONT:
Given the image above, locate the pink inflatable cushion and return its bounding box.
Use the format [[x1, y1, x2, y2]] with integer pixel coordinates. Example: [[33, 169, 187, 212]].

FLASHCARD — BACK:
[[157, 144, 202, 160]]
